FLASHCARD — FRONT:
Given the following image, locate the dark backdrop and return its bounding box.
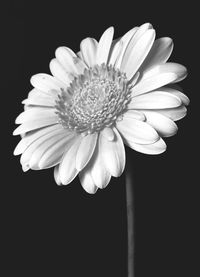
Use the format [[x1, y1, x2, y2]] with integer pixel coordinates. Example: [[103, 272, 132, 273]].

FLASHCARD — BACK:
[[3, 1, 197, 276]]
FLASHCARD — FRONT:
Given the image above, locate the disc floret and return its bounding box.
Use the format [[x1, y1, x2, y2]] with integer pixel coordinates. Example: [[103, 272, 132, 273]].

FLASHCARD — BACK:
[[55, 64, 132, 135]]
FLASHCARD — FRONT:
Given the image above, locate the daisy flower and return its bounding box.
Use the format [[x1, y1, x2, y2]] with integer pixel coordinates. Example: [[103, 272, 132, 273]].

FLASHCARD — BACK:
[[13, 23, 189, 193]]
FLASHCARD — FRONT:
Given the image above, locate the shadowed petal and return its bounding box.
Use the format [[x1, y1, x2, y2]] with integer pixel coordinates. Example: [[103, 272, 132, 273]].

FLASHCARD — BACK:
[[13, 125, 62, 155], [76, 133, 98, 171], [80, 38, 98, 67], [96, 27, 114, 65], [159, 87, 190, 106], [121, 29, 155, 80], [49, 58, 72, 86], [115, 27, 139, 68], [79, 170, 98, 194], [30, 73, 67, 92], [20, 128, 66, 167], [155, 106, 187, 121], [15, 108, 56, 124], [39, 133, 76, 169], [125, 137, 167, 155], [139, 37, 173, 72], [13, 118, 59, 136], [29, 131, 68, 169], [55, 47, 86, 75], [100, 128, 125, 177], [142, 111, 178, 137], [132, 63, 187, 97], [117, 117, 159, 144], [59, 137, 81, 185], [129, 91, 182, 109]]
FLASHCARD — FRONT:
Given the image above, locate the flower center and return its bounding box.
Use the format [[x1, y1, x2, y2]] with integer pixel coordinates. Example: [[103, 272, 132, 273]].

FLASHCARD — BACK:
[[55, 64, 132, 135]]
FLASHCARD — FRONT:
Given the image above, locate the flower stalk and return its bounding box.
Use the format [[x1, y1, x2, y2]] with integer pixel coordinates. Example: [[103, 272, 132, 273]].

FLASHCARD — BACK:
[[126, 163, 135, 277]]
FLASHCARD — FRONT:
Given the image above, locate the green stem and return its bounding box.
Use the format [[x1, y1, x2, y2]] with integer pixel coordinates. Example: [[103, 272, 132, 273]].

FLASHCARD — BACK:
[[126, 165, 134, 277]]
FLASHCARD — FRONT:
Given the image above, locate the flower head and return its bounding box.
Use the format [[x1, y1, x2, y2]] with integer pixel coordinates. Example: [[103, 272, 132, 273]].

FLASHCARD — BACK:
[[13, 23, 189, 193]]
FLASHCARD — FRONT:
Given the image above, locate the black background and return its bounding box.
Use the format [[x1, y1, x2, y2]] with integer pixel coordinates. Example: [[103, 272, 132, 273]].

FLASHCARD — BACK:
[[3, 1, 198, 276]]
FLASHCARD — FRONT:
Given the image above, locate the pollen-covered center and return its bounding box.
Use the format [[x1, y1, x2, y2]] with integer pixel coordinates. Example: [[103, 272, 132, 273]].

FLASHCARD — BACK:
[[55, 64, 132, 134]]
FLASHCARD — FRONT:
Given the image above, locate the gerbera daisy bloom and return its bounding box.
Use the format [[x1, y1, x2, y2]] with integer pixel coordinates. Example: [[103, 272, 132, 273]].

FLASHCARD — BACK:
[[13, 23, 189, 193]]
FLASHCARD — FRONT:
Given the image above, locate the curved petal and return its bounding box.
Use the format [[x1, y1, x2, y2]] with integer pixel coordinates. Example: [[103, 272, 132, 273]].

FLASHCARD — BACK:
[[122, 110, 146, 121], [117, 117, 159, 144], [159, 87, 190, 106], [142, 111, 178, 137], [76, 133, 98, 171], [131, 63, 187, 97], [79, 170, 98, 194], [49, 58, 72, 86], [55, 46, 86, 75], [100, 128, 125, 177], [54, 165, 62, 186], [126, 137, 167, 155], [13, 118, 59, 136], [96, 27, 114, 65], [30, 73, 66, 92], [108, 39, 123, 66], [20, 127, 66, 167], [101, 127, 115, 141], [115, 27, 139, 68], [15, 108, 56, 124], [59, 137, 81, 185], [13, 125, 62, 155], [29, 131, 68, 169], [139, 37, 173, 72], [129, 91, 182, 109], [22, 90, 56, 107], [155, 105, 187, 121], [39, 132, 76, 169], [80, 38, 98, 67], [121, 29, 156, 80], [80, 138, 111, 189]]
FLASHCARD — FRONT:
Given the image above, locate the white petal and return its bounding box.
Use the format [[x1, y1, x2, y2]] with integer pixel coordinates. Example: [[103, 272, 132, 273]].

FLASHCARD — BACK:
[[108, 39, 123, 66], [59, 137, 81, 185], [30, 73, 66, 92], [139, 37, 173, 72], [100, 128, 125, 177], [22, 90, 56, 107], [122, 110, 146, 121], [80, 38, 98, 67], [80, 140, 111, 190], [13, 125, 62, 155], [20, 127, 65, 167], [101, 127, 115, 141], [15, 108, 56, 124], [76, 133, 98, 171], [119, 23, 153, 69], [29, 131, 67, 169], [121, 29, 155, 80], [90, 149, 111, 189], [49, 58, 72, 86], [159, 87, 190, 106], [55, 47, 86, 75], [115, 27, 139, 68], [126, 137, 167, 155], [117, 117, 159, 144], [155, 106, 187, 121], [96, 27, 114, 65], [13, 118, 59, 136], [119, 23, 153, 70], [39, 133, 75, 169], [79, 170, 98, 194], [54, 165, 62, 186], [142, 111, 178, 137], [131, 63, 187, 97], [129, 91, 181, 109]]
